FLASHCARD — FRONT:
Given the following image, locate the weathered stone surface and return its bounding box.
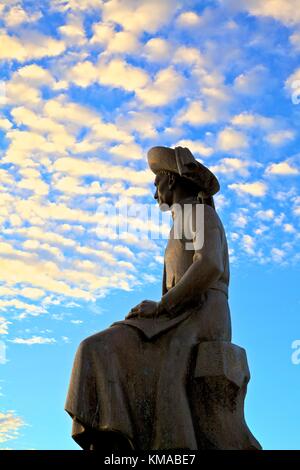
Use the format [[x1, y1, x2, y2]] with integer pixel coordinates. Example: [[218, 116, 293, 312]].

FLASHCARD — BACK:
[[190, 341, 261, 450], [65, 146, 262, 450], [194, 341, 250, 388]]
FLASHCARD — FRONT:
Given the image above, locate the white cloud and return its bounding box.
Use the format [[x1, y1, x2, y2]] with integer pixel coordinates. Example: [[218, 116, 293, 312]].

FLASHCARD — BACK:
[[0, 118, 13, 131], [58, 14, 87, 46], [0, 316, 11, 335], [242, 234, 255, 254], [234, 65, 268, 95], [232, 211, 248, 228], [14, 64, 54, 86], [285, 67, 300, 93], [214, 194, 229, 211], [265, 162, 299, 175], [16, 226, 76, 248], [175, 139, 214, 158], [176, 11, 202, 27], [11, 106, 67, 137], [51, 0, 103, 12], [19, 288, 45, 300], [4, 5, 41, 28], [173, 46, 204, 67], [3, 128, 75, 169], [283, 223, 296, 233], [294, 206, 300, 217], [176, 101, 217, 126], [144, 38, 171, 62], [136, 67, 184, 107], [116, 110, 161, 139], [98, 58, 149, 91], [10, 336, 56, 345], [254, 225, 269, 235], [231, 112, 273, 129], [3, 80, 42, 108], [0, 169, 14, 185], [0, 297, 46, 318], [229, 181, 267, 197], [91, 21, 140, 53], [0, 32, 66, 62], [0, 256, 94, 302], [202, 85, 231, 103], [90, 23, 114, 45], [67, 58, 149, 91], [0, 411, 25, 443], [102, 0, 175, 34], [273, 212, 285, 226], [55, 176, 101, 196], [210, 157, 250, 176], [109, 142, 143, 161], [290, 31, 300, 51], [271, 247, 285, 263], [229, 0, 300, 25], [217, 127, 248, 151], [66, 60, 98, 87], [265, 130, 295, 146], [54, 157, 152, 185], [256, 209, 275, 220], [61, 336, 70, 343], [106, 31, 140, 54], [5, 99, 133, 168]]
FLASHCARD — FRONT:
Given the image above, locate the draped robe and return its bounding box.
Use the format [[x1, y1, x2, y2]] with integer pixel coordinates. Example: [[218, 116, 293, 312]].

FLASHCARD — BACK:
[[65, 200, 232, 450]]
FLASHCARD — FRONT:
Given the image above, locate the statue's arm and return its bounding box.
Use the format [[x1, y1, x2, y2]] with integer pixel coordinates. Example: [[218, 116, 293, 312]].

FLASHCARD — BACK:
[[158, 206, 224, 317]]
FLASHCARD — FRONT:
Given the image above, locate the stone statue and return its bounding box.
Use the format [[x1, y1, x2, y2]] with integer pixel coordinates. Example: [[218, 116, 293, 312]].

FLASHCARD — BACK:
[[65, 146, 262, 451]]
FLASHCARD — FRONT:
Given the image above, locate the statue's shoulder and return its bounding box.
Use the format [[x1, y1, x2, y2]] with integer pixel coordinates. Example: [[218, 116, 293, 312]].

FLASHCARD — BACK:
[[188, 201, 222, 229], [77, 331, 104, 352]]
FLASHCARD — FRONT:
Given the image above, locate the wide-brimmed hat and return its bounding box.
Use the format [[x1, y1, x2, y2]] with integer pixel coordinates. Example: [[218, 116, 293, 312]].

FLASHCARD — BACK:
[[147, 146, 220, 197]]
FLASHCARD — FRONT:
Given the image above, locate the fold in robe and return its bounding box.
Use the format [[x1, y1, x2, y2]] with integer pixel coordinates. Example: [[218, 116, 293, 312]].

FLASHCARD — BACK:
[[65, 289, 231, 450]]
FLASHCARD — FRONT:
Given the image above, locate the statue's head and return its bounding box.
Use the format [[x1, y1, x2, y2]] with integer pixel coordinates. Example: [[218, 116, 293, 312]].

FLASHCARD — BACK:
[[154, 171, 200, 211], [148, 146, 220, 211]]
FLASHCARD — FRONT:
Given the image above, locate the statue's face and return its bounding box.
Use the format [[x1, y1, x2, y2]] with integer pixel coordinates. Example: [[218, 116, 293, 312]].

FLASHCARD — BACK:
[[154, 174, 174, 211]]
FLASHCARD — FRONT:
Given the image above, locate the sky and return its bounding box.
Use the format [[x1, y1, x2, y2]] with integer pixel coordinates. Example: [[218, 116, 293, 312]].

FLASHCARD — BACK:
[[0, 0, 300, 450]]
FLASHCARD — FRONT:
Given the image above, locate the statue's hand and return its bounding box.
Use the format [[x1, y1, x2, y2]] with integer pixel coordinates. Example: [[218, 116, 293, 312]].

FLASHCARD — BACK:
[[125, 300, 158, 320]]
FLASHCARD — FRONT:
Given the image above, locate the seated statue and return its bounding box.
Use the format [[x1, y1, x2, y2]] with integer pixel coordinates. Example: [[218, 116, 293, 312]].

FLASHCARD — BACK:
[[65, 146, 261, 451]]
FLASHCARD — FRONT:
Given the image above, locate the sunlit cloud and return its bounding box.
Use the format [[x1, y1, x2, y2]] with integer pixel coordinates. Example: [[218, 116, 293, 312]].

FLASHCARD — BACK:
[[9, 336, 56, 345], [0, 411, 25, 444], [0, 0, 299, 388], [266, 162, 299, 176], [0, 32, 66, 62], [217, 128, 249, 152], [224, 0, 300, 25], [265, 130, 295, 146], [229, 182, 267, 197], [0, 316, 11, 335]]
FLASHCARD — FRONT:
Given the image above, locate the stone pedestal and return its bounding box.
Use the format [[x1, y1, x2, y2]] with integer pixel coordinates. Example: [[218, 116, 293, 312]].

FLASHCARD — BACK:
[[189, 341, 262, 450]]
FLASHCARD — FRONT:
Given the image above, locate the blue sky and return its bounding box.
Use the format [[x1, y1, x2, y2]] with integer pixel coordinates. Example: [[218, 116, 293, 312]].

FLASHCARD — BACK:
[[0, 0, 299, 450]]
